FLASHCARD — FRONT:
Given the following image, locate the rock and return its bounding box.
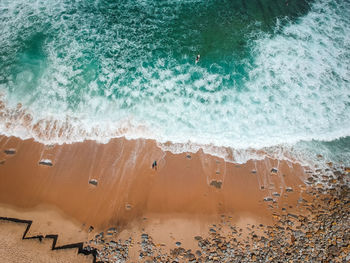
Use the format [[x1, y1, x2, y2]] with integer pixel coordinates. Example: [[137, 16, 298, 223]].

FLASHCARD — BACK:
[[187, 253, 196, 261], [264, 197, 274, 202], [0, 160, 5, 165], [39, 159, 53, 166], [89, 179, 98, 186], [175, 241, 181, 246], [141, 233, 149, 240], [107, 227, 117, 233], [287, 213, 298, 219], [125, 203, 132, 210], [307, 177, 315, 183], [328, 244, 339, 256], [286, 187, 293, 192], [210, 180, 222, 189], [272, 192, 280, 197], [194, 236, 202, 241], [271, 168, 278, 173], [251, 170, 257, 174], [88, 226, 94, 233], [4, 149, 15, 155], [186, 154, 191, 159], [109, 241, 117, 247]]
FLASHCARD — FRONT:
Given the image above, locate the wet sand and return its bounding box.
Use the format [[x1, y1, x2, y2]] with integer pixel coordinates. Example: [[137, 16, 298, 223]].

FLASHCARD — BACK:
[[0, 135, 308, 260]]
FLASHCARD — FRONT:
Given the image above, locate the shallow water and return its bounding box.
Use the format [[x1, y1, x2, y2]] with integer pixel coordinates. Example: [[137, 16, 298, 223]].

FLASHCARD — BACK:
[[0, 0, 349, 166]]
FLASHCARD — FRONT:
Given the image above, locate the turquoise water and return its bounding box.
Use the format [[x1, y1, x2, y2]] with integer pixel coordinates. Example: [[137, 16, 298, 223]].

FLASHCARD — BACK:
[[0, 0, 350, 166]]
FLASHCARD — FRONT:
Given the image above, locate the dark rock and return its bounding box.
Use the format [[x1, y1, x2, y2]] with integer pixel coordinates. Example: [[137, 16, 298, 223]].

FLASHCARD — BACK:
[[271, 168, 278, 173], [89, 179, 98, 186], [4, 149, 15, 155], [39, 159, 53, 166], [175, 241, 181, 246], [141, 233, 149, 240], [125, 203, 132, 210], [288, 213, 298, 219], [210, 180, 222, 189], [264, 197, 274, 202]]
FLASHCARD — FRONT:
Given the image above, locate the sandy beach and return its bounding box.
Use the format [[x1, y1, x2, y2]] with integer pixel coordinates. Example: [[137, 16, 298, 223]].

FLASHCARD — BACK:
[[0, 134, 313, 261]]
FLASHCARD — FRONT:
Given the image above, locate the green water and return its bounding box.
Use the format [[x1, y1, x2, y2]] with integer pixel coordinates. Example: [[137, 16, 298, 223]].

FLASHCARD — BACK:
[[0, 0, 350, 167]]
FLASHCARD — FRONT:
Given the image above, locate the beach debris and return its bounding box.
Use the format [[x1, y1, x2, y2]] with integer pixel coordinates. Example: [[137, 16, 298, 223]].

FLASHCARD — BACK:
[[210, 180, 222, 189], [89, 179, 98, 186], [271, 168, 278, 173], [39, 159, 53, 166], [4, 149, 16, 155]]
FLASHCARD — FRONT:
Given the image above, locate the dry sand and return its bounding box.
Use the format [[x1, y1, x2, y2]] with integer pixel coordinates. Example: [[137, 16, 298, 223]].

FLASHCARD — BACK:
[[0, 220, 92, 263], [0, 135, 309, 261]]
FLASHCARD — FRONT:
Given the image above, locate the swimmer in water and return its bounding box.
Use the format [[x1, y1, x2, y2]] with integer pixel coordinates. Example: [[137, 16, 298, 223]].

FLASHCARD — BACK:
[[195, 54, 200, 64]]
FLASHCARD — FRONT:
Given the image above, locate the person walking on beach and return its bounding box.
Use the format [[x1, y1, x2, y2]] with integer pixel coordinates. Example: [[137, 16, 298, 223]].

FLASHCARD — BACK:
[[152, 160, 157, 170]]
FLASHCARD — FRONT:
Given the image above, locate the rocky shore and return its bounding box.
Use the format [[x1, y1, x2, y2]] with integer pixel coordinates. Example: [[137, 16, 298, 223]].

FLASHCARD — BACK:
[[85, 166, 350, 262]]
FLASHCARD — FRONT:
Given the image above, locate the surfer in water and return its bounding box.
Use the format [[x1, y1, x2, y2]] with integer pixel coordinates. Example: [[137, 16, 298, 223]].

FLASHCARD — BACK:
[[195, 54, 200, 64]]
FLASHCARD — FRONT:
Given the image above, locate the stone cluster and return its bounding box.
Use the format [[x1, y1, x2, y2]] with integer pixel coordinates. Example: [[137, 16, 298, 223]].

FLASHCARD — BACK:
[[85, 167, 350, 262]]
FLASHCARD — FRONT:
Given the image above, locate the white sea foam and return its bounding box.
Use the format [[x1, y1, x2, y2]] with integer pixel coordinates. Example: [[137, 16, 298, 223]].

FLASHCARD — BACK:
[[0, 0, 349, 166]]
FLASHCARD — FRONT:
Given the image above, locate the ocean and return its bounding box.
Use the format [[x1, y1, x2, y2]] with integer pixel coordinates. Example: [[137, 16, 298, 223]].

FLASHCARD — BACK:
[[0, 0, 349, 167]]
